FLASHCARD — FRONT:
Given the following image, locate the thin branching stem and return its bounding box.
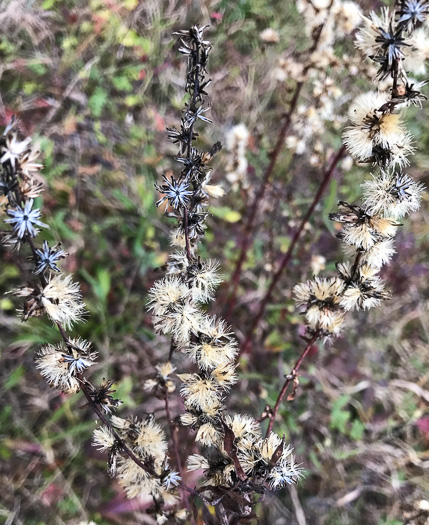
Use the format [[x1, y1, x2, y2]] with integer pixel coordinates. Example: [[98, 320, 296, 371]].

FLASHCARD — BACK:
[[164, 392, 190, 512], [225, 9, 334, 318], [181, 40, 201, 263], [225, 82, 303, 318], [77, 374, 159, 478], [265, 331, 320, 436], [183, 207, 193, 262], [241, 144, 346, 354]]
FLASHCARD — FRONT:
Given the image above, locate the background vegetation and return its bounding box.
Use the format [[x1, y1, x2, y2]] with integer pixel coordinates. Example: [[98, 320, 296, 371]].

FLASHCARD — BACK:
[[0, 0, 428, 523]]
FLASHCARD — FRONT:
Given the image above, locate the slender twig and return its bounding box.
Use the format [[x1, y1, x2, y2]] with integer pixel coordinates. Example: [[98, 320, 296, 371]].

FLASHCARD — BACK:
[[241, 144, 346, 354], [164, 392, 190, 511], [8, 183, 160, 479], [350, 250, 363, 281], [265, 331, 319, 436], [183, 207, 192, 262], [168, 339, 175, 361], [225, 13, 333, 318], [187, 42, 200, 157], [225, 82, 303, 317], [181, 40, 201, 264], [77, 375, 158, 477]]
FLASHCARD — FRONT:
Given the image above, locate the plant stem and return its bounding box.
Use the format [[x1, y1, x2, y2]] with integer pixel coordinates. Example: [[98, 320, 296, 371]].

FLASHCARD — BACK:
[[183, 207, 192, 262], [225, 13, 332, 318], [181, 41, 201, 264], [241, 144, 346, 354], [265, 332, 319, 436], [225, 81, 303, 318], [77, 375, 158, 477], [164, 392, 189, 511]]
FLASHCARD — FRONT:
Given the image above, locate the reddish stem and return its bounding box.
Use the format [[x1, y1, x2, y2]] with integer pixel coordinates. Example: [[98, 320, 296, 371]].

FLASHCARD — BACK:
[[164, 393, 190, 512], [225, 16, 331, 319], [265, 332, 319, 436], [225, 81, 303, 318], [241, 144, 346, 355]]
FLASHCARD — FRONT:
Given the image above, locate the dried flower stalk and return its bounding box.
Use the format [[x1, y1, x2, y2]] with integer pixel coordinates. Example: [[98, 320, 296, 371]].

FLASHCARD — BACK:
[[148, 26, 304, 521], [0, 121, 183, 520], [267, 1, 427, 421]]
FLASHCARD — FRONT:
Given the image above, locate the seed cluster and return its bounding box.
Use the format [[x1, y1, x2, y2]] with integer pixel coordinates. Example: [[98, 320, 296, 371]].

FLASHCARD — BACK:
[[293, 3, 426, 340], [0, 120, 180, 518], [148, 26, 303, 519]]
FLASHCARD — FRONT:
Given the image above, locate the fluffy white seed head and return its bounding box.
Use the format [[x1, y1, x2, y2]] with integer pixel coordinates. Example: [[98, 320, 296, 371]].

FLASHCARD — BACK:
[[187, 454, 210, 471], [147, 276, 189, 317], [134, 420, 168, 462], [362, 171, 424, 218], [355, 8, 394, 58], [223, 414, 261, 442], [196, 423, 222, 446], [178, 373, 223, 412], [186, 339, 238, 370], [41, 274, 86, 329], [188, 259, 222, 303], [343, 238, 396, 269], [343, 92, 408, 162], [92, 426, 116, 451], [35, 344, 81, 394]]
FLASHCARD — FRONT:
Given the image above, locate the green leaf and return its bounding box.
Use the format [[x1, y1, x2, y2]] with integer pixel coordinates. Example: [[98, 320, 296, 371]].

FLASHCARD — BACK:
[[89, 86, 108, 117], [114, 376, 134, 407], [349, 419, 365, 441], [42, 0, 57, 8], [211, 206, 242, 223], [96, 268, 111, 303], [81, 268, 111, 304], [124, 94, 140, 107], [330, 394, 351, 434], [112, 76, 133, 92], [324, 178, 338, 214], [4, 365, 25, 390]]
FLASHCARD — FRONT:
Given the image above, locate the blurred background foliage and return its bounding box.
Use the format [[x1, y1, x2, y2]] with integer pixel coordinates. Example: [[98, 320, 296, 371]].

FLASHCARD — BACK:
[[0, 0, 428, 524]]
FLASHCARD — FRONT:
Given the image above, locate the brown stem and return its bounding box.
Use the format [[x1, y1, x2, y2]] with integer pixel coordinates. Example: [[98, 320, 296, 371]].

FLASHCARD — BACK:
[[265, 332, 319, 436], [225, 15, 332, 319], [187, 42, 200, 158], [78, 375, 158, 477], [180, 41, 202, 264], [241, 144, 346, 355], [183, 207, 193, 262], [164, 392, 189, 511], [8, 182, 162, 479], [391, 58, 400, 98], [350, 250, 363, 281], [225, 81, 303, 318]]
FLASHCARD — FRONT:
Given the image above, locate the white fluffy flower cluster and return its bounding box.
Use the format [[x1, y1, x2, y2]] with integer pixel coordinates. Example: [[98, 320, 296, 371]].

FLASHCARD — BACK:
[[296, 0, 362, 48], [148, 26, 305, 518], [36, 338, 97, 394], [92, 416, 181, 504], [186, 415, 304, 490], [343, 91, 415, 166], [275, 0, 363, 159], [148, 253, 239, 447], [225, 123, 250, 189], [0, 120, 95, 395], [12, 273, 87, 329], [293, 3, 426, 340], [1, 119, 179, 518]]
